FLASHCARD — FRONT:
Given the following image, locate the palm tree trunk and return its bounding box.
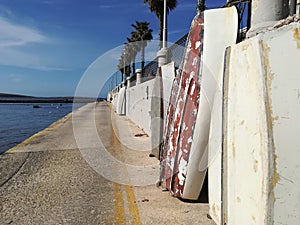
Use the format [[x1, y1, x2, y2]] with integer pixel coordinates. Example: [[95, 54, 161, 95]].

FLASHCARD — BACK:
[[159, 12, 163, 49], [141, 43, 145, 76], [197, 0, 205, 13], [132, 58, 136, 77]]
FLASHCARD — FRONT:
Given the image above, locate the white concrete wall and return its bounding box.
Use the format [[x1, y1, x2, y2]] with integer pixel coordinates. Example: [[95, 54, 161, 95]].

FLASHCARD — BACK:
[[111, 90, 118, 111], [223, 23, 300, 225], [126, 79, 156, 135]]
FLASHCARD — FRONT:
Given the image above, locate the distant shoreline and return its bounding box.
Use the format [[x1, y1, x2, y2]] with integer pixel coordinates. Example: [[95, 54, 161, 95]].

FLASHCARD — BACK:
[[0, 99, 72, 103], [0, 99, 97, 103], [0, 93, 105, 103]]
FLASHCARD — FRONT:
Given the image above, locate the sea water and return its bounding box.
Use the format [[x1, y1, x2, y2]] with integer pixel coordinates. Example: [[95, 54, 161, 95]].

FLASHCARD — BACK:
[[0, 103, 85, 154]]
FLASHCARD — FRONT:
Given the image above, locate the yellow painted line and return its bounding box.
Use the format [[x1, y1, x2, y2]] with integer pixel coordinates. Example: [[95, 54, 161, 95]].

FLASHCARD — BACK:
[[114, 183, 126, 224], [108, 102, 141, 225], [125, 185, 142, 225]]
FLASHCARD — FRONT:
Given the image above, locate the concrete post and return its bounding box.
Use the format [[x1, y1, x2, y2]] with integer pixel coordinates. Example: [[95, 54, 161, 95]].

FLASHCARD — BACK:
[[247, 0, 289, 37], [157, 48, 168, 68], [150, 48, 167, 159], [297, 0, 300, 15], [126, 76, 131, 88], [136, 69, 142, 85]]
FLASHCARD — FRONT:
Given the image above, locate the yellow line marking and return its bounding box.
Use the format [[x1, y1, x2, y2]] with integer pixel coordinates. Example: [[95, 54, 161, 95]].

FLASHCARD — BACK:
[[125, 185, 142, 225], [108, 102, 142, 225], [114, 183, 126, 224]]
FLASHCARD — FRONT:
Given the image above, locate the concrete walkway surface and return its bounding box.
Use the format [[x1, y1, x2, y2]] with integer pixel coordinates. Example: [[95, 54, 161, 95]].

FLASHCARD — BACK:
[[0, 102, 214, 225]]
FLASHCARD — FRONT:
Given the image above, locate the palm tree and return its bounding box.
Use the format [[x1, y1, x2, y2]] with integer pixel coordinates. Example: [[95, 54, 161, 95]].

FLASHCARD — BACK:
[[127, 34, 140, 77], [131, 21, 153, 75], [117, 56, 126, 84], [117, 57, 125, 81], [123, 45, 132, 78], [144, 0, 177, 49], [117, 45, 132, 81]]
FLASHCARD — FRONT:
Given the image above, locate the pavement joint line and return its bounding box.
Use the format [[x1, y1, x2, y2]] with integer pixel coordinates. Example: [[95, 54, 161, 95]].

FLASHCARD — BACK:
[[0, 153, 30, 188]]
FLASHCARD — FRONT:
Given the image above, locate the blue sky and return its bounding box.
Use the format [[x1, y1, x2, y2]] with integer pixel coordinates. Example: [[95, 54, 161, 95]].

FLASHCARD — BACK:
[[0, 0, 226, 97]]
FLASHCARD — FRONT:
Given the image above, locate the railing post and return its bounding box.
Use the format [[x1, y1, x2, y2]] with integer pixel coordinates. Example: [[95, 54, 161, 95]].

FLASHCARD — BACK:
[[297, 0, 300, 15], [126, 76, 131, 88], [157, 48, 168, 68], [136, 69, 142, 85], [247, 0, 289, 37]]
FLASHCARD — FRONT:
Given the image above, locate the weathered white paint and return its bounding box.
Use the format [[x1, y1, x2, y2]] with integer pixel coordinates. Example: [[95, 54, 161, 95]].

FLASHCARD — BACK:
[[223, 23, 300, 225], [264, 24, 300, 225], [190, 6, 238, 224], [126, 78, 156, 135]]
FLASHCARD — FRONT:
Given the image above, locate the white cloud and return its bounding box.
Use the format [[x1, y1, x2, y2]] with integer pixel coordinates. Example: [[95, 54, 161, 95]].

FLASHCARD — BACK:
[[0, 17, 47, 47], [0, 17, 68, 71], [0, 46, 69, 71]]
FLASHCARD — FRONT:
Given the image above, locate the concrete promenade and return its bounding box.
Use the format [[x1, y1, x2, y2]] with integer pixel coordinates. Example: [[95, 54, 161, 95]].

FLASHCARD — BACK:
[[0, 102, 214, 225]]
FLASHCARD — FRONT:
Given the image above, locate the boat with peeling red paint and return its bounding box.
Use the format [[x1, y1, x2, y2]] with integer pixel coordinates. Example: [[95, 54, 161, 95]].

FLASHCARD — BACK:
[[159, 12, 204, 199]]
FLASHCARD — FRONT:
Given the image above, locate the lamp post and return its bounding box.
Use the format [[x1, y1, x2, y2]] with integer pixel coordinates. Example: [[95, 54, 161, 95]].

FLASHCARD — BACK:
[[162, 0, 167, 49], [122, 48, 127, 83], [157, 0, 168, 67]]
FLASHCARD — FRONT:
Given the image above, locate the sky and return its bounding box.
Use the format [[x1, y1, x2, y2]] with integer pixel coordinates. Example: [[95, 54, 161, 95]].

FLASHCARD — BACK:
[[0, 0, 226, 97]]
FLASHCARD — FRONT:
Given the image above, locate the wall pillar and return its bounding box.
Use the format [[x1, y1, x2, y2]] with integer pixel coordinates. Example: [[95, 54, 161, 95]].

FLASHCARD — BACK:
[[297, 0, 300, 15], [247, 0, 289, 37], [126, 76, 131, 88], [136, 69, 142, 85], [157, 48, 168, 68]]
